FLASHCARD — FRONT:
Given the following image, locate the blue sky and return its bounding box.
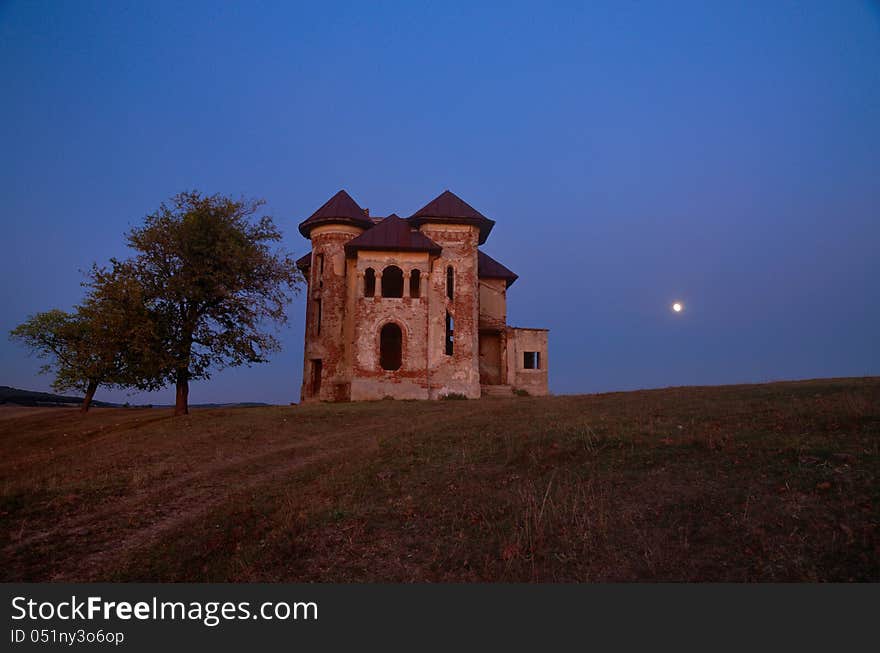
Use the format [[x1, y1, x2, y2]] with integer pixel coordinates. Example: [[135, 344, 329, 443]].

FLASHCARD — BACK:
[[1, 1, 878, 405]]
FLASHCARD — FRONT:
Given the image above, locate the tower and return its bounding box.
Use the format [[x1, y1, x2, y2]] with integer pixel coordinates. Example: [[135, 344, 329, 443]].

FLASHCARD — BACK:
[[408, 190, 496, 398], [297, 190, 372, 401]]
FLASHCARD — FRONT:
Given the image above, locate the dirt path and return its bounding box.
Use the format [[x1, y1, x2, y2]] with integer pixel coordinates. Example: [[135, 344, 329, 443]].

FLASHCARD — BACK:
[[2, 380, 877, 582], [1, 402, 470, 581]]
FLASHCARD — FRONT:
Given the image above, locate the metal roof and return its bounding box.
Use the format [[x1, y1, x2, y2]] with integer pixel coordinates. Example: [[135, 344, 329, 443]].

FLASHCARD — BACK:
[[345, 215, 442, 256], [407, 190, 495, 244], [478, 250, 518, 287], [295, 252, 311, 270], [298, 190, 374, 238]]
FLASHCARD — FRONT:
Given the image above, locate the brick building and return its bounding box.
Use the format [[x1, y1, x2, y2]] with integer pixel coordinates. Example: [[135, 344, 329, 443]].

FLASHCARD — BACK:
[[296, 189, 548, 401]]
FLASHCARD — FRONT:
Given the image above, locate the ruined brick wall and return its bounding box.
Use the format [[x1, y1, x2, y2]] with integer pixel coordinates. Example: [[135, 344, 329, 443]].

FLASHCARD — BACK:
[[478, 330, 507, 386], [418, 223, 481, 399], [300, 224, 363, 402], [478, 278, 508, 386], [478, 278, 507, 331], [506, 327, 549, 396], [350, 251, 431, 400]]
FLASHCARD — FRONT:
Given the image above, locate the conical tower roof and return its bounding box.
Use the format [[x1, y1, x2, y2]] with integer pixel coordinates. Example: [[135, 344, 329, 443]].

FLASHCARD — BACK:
[[298, 190, 374, 238], [408, 190, 495, 244]]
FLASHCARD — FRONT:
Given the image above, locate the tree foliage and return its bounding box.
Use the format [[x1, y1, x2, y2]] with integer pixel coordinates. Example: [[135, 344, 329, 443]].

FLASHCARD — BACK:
[[10, 309, 89, 394], [80, 258, 167, 390], [8, 270, 155, 412], [125, 191, 303, 414]]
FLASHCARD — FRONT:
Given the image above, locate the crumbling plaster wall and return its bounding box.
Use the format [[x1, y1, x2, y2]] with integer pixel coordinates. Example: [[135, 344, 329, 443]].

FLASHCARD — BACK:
[[506, 327, 550, 396], [349, 251, 431, 400], [479, 278, 507, 330], [417, 223, 481, 399]]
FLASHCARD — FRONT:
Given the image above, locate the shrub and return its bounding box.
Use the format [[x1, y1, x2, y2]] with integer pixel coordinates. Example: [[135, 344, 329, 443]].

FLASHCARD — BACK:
[[514, 388, 530, 397]]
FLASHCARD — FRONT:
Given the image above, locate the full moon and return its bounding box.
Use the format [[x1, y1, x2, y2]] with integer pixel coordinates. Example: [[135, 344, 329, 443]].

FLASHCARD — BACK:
[[672, 302, 683, 313]]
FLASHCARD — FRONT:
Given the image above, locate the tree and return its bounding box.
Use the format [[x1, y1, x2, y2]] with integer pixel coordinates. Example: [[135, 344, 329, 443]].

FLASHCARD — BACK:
[[10, 310, 97, 411], [80, 258, 167, 396], [126, 191, 302, 415], [10, 262, 162, 413]]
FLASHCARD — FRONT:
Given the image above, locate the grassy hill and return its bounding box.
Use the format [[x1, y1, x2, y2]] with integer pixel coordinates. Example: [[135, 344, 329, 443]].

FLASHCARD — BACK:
[[0, 377, 877, 582], [0, 385, 271, 409], [0, 385, 118, 408]]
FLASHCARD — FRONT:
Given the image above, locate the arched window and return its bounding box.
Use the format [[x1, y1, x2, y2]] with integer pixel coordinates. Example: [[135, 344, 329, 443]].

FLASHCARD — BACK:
[[446, 266, 454, 300], [409, 269, 421, 299], [364, 268, 376, 297], [381, 265, 404, 298], [380, 323, 402, 371]]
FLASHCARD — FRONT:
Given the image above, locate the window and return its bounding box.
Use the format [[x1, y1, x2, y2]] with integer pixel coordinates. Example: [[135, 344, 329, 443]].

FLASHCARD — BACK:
[[314, 299, 322, 335], [446, 266, 454, 300], [381, 265, 404, 298], [380, 323, 402, 371], [523, 351, 540, 369], [445, 311, 454, 356], [311, 359, 322, 395], [316, 253, 324, 288], [409, 269, 421, 298], [364, 268, 376, 297]]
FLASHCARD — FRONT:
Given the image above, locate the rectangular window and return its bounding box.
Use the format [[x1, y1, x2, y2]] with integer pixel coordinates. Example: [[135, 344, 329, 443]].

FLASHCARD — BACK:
[[311, 359, 322, 395], [315, 299, 322, 336], [316, 254, 324, 288], [445, 311, 454, 356], [523, 351, 540, 369]]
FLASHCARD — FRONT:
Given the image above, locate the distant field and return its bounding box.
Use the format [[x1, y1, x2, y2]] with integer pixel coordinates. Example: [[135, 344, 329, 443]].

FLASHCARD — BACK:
[[1, 378, 877, 582]]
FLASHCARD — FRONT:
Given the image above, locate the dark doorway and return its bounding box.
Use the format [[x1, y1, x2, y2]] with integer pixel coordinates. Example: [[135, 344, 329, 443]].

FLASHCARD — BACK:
[[479, 333, 502, 385], [380, 323, 402, 370]]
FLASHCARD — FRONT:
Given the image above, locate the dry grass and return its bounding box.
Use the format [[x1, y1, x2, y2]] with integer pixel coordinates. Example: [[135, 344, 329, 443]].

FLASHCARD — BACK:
[[1, 377, 877, 582]]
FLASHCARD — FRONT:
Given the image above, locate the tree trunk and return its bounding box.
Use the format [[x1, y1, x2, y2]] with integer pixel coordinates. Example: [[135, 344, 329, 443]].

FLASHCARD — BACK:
[[80, 379, 99, 414], [174, 369, 189, 416]]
